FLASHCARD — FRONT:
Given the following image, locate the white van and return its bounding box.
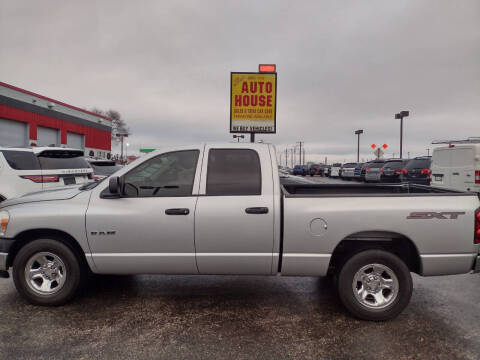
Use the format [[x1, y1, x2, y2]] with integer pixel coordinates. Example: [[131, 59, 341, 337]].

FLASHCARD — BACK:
[[430, 142, 480, 193]]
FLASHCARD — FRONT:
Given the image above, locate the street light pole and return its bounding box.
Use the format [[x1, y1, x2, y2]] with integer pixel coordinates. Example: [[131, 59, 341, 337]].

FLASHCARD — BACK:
[[427, 148, 430, 156], [395, 111, 409, 159], [354, 130, 364, 162]]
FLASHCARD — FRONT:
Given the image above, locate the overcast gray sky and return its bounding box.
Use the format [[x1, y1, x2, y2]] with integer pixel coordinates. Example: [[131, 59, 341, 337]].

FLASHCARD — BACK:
[[1, 0, 479, 163]]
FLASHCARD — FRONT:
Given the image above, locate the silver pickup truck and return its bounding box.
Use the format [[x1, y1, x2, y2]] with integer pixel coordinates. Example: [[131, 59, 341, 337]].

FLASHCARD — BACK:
[[1, 143, 479, 321]]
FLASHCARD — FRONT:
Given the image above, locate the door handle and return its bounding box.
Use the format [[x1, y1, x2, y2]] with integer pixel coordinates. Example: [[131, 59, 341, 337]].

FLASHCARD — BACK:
[[245, 207, 269, 214], [452, 172, 460, 176], [165, 208, 190, 215]]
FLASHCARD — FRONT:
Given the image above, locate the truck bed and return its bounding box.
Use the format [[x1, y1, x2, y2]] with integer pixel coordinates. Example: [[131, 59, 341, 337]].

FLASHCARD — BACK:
[[282, 183, 470, 197]]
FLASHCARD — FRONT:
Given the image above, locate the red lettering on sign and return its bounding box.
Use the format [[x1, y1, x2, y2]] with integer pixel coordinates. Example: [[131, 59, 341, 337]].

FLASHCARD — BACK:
[[235, 95, 242, 106], [242, 95, 250, 106], [249, 82, 257, 93], [258, 82, 264, 93], [266, 82, 273, 93], [259, 95, 266, 106], [241, 82, 249, 93], [250, 95, 258, 106], [266, 95, 272, 106]]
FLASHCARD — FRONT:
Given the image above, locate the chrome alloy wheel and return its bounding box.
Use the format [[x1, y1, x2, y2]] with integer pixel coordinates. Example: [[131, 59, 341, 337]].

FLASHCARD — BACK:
[[24, 252, 67, 295], [352, 263, 399, 309]]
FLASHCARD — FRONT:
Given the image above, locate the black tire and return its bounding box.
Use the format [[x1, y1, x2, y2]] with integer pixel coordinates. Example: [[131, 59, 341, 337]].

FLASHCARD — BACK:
[[337, 250, 412, 321], [13, 239, 83, 306]]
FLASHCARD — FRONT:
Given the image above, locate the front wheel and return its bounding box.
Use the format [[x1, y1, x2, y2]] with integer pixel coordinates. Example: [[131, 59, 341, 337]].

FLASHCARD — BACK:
[[337, 250, 412, 321], [13, 239, 83, 306]]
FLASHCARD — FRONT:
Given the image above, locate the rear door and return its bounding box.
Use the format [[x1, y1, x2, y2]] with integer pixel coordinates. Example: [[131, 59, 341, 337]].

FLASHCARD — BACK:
[[451, 147, 475, 191], [194, 146, 275, 274], [431, 149, 451, 187]]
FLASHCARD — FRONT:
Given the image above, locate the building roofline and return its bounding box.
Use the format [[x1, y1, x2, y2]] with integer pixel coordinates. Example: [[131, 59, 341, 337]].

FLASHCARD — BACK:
[[0, 81, 112, 121]]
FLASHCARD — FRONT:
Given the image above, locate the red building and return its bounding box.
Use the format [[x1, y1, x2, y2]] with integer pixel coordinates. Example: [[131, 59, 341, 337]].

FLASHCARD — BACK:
[[0, 81, 112, 159]]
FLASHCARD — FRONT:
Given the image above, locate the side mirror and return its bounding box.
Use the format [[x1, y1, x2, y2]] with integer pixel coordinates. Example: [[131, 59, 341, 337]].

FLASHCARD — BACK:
[[109, 176, 120, 195]]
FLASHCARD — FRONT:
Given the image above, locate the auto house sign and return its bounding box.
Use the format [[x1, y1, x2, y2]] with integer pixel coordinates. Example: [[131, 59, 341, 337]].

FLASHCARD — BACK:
[[230, 72, 277, 134]]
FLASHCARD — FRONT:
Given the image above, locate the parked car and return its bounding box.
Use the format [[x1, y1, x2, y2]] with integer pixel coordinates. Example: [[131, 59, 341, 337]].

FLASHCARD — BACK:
[[380, 159, 409, 183], [324, 165, 332, 177], [0, 147, 93, 202], [293, 165, 308, 176], [353, 163, 366, 181], [340, 163, 358, 180], [330, 163, 342, 178], [364, 160, 387, 182], [308, 164, 322, 176], [1, 142, 479, 322], [87, 159, 123, 181], [430, 143, 480, 192], [400, 157, 432, 186]]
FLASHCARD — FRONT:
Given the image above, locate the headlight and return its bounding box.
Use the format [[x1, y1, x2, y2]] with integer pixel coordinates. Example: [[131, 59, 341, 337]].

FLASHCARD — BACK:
[[0, 210, 9, 237]]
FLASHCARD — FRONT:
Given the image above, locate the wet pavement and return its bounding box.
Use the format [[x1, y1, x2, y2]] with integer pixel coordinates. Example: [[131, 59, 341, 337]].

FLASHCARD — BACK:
[[0, 273, 480, 360]]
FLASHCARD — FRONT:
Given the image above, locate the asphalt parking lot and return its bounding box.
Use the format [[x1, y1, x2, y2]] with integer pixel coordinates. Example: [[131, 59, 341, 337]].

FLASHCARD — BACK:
[[1, 175, 479, 360], [1, 272, 480, 360]]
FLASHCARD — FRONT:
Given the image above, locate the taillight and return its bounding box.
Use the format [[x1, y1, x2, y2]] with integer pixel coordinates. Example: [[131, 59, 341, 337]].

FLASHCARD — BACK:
[[394, 170, 402, 174], [420, 169, 432, 175], [475, 170, 480, 184], [20, 175, 59, 183], [88, 173, 94, 180], [401, 168, 408, 174], [20, 175, 43, 183], [366, 167, 371, 171], [42, 175, 59, 183], [475, 209, 480, 244]]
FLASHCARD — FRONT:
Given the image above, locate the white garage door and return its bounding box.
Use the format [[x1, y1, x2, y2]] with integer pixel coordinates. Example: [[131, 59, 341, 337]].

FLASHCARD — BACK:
[[37, 126, 59, 147], [67, 132, 84, 149], [0, 118, 28, 147]]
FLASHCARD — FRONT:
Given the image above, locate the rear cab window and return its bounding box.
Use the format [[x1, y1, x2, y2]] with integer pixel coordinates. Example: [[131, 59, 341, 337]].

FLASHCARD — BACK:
[[383, 161, 405, 169], [206, 149, 261, 196], [406, 159, 431, 170]]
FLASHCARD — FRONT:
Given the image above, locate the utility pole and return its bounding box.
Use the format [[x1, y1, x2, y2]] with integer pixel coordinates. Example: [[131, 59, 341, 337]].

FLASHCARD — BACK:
[[285, 148, 288, 167], [297, 141, 304, 165], [291, 148, 294, 168], [427, 148, 430, 156], [116, 133, 129, 164], [303, 147, 305, 165], [395, 111, 410, 158], [354, 130, 364, 162]]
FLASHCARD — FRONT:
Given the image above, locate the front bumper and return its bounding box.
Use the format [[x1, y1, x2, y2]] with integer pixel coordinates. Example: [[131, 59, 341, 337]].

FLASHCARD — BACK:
[[0, 238, 14, 271], [473, 255, 480, 273], [0, 253, 6, 271]]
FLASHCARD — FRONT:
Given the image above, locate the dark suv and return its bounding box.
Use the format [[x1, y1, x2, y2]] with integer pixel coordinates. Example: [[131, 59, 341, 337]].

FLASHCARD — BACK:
[[400, 157, 432, 185], [380, 159, 409, 183]]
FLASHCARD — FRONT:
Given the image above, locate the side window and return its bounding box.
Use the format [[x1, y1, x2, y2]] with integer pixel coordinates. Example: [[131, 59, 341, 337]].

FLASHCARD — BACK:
[[206, 149, 261, 196], [1, 150, 40, 170], [123, 150, 199, 197]]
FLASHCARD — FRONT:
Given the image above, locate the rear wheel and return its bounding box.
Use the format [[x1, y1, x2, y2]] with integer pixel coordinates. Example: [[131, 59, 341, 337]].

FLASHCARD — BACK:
[[337, 249, 412, 321], [13, 239, 83, 306]]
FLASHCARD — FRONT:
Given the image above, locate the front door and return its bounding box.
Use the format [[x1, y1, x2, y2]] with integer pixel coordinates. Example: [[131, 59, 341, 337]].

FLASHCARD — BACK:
[[194, 147, 275, 275], [86, 149, 202, 274]]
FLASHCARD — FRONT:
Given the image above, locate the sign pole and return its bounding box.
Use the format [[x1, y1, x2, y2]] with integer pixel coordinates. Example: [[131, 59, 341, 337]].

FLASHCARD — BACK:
[[250, 133, 255, 143]]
